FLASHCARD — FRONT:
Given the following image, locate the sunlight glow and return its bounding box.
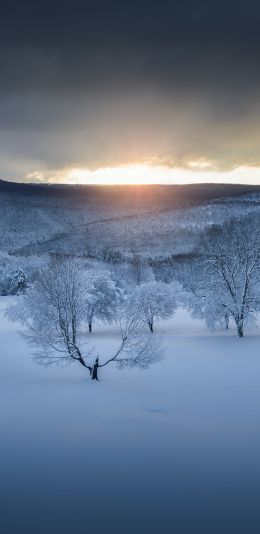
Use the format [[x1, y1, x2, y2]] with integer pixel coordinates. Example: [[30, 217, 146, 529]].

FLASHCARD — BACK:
[[25, 163, 260, 185], [66, 163, 260, 186]]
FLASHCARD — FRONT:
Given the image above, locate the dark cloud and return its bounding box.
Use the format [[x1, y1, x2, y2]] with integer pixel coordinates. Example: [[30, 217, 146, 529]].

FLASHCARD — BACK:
[[1, 0, 260, 179]]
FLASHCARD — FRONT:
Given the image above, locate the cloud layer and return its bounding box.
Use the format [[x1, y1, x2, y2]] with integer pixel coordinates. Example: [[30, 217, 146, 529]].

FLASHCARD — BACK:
[[1, 0, 260, 181]]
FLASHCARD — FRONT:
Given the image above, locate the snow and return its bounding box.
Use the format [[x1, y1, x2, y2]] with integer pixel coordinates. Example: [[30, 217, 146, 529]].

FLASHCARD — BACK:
[[1, 297, 260, 533]]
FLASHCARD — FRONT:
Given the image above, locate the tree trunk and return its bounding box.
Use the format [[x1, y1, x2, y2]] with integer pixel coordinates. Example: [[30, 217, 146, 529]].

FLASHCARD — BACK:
[[88, 323, 92, 333], [91, 357, 99, 380], [237, 321, 244, 338], [225, 312, 229, 330], [148, 315, 154, 333]]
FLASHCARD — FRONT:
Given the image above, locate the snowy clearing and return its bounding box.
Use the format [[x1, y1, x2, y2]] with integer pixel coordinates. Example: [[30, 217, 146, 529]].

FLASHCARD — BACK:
[[1, 297, 260, 533]]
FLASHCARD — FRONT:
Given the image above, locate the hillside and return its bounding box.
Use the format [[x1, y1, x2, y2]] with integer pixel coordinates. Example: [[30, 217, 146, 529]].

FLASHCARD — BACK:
[[1, 180, 260, 251], [0, 179, 260, 291]]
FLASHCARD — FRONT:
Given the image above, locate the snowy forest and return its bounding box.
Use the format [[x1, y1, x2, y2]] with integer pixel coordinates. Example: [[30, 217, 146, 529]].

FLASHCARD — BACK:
[[1, 182, 260, 351]]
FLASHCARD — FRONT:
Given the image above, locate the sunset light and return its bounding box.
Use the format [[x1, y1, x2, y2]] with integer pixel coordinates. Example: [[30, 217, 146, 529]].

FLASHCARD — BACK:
[[36, 163, 260, 186]]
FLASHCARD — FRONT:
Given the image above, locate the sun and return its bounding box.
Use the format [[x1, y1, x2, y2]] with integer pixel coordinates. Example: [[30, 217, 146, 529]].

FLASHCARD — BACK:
[[67, 163, 164, 185]]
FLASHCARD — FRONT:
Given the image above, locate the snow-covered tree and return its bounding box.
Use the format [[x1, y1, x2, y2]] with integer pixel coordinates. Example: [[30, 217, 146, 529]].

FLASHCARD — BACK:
[[85, 272, 122, 332], [7, 269, 27, 295], [127, 281, 178, 332], [7, 260, 161, 380], [182, 219, 260, 337], [128, 254, 154, 286]]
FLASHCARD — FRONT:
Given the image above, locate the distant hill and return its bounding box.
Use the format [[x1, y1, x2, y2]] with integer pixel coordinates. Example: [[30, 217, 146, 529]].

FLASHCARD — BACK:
[[0, 179, 259, 290], [0, 179, 259, 210]]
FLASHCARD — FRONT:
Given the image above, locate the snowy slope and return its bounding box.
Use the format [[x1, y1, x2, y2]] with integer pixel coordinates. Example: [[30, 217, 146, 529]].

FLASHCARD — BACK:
[[1, 297, 260, 533], [1, 182, 260, 256]]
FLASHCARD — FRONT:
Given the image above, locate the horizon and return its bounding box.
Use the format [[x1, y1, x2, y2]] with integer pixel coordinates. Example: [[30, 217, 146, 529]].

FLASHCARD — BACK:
[[3, 163, 260, 186]]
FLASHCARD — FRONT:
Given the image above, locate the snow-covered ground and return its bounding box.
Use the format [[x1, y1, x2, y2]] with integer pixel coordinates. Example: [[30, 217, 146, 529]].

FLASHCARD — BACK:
[[1, 297, 260, 533]]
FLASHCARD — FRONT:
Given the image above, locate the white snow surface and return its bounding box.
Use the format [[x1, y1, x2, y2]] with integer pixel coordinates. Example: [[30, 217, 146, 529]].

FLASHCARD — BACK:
[[1, 297, 260, 533]]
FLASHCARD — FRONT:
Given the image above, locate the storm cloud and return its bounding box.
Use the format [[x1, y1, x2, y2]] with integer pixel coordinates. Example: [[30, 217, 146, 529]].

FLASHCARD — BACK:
[[1, 0, 260, 180]]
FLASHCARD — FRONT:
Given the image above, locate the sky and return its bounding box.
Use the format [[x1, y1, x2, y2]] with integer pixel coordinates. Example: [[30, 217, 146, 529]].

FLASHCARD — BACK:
[[1, 0, 260, 185]]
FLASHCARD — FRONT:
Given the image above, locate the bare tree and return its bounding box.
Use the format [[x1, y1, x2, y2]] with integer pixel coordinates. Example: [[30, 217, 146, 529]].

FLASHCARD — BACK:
[[84, 272, 121, 332], [7, 260, 161, 380], [128, 254, 153, 286], [127, 281, 178, 332], [182, 219, 260, 337]]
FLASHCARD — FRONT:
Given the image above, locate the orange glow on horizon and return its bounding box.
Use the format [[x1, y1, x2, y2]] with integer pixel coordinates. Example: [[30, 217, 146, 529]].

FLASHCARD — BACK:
[[25, 163, 260, 186], [66, 163, 260, 186]]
